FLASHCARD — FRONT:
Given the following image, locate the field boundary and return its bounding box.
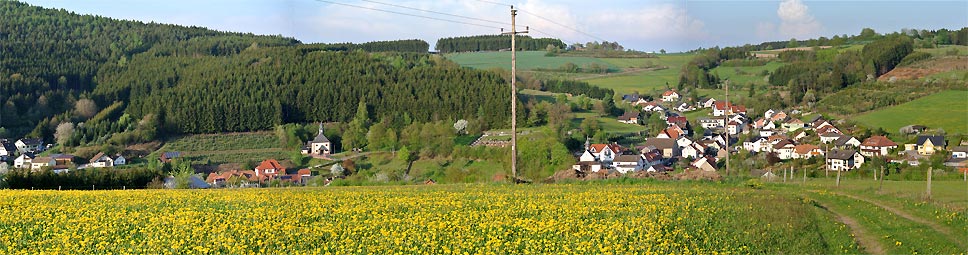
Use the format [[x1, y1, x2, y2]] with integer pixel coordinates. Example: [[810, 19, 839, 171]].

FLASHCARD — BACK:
[[833, 192, 966, 248]]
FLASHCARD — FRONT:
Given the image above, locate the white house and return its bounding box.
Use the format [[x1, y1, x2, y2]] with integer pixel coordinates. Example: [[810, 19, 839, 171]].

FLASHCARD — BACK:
[[0, 141, 15, 161], [15, 138, 44, 154], [826, 149, 865, 171], [793, 131, 809, 141], [589, 144, 623, 164], [14, 153, 33, 168], [661, 90, 680, 102], [682, 143, 707, 159], [793, 144, 823, 159], [643, 103, 665, 112], [698, 118, 725, 129], [676, 102, 695, 112], [773, 140, 796, 160], [764, 109, 777, 120], [89, 152, 115, 168], [860, 136, 897, 157], [700, 98, 717, 108], [820, 132, 843, 144], [727, 121, 743, 135], [691, 157, 717, 172], [676, 136, 695, 148], [114, 155, 127, 166], [743, 137, 769, 153], [30, 156, 56, 170], [573, 161, 603, 173], [612, 155, 644, 173], [579, 150, 597, 162]]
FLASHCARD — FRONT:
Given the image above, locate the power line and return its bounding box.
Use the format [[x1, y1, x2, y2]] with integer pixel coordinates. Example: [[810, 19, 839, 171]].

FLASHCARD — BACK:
[[360, 0, 511, 26], [516, 8, 607, 42], [471, 0, 511, 7], [312, 0, 501, 29]]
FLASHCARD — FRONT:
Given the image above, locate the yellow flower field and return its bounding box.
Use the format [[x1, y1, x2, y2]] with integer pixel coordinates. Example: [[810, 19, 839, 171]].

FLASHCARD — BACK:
[[0, 183, 857, 254]]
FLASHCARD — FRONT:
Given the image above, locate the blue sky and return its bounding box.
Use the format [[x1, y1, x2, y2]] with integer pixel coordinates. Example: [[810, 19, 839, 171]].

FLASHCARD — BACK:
[[23, 0, 968, 52]]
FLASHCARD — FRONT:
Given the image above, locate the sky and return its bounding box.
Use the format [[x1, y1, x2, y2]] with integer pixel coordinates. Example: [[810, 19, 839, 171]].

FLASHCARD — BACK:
[[23, 0, 968, 52]]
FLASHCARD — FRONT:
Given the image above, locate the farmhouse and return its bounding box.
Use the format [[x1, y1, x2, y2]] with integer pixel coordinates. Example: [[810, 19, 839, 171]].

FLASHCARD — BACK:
[[612, 155, 644, 173], [859, 136, 897, 157]]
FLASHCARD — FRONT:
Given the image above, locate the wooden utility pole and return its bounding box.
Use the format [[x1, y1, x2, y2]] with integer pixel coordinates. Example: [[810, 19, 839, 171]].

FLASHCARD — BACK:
[[836, 169, 841, 187], [724, 80, 729, 177], [878, 166, 884, 192], [502, 6, 527, 180]]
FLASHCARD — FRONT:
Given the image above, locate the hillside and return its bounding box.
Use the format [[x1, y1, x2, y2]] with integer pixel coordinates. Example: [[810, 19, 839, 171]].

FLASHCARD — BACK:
[[0, 1, 503, 141], [855, 90, 968, 134]]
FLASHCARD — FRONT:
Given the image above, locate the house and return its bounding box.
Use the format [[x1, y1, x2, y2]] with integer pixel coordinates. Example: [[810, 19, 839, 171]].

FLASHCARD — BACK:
[[860, 136, 897, 157], [676, 102, 695, 112], [114, 155, 127, 166], [698, 118, 725, 129], [676, 136, 695, 148], [254, 159, 286, 179], [682, 143, 708, 159], [699, 98, 717, 108], [811, 119, 834, 131], [612, 155, 644, 173], [793, 131, 809, 141], [743, 136, 769, 152], [13, 153, 33, 168], [826, 149, 864, 171], [160, 151, 182, 163], [712, 102, 731, 117], [769, 111, 788, 122], [643, 138, 679, 158], [752, 118, 769, 129], [617, 112, 640, 124], [30, 156, 56, 170], [727, 121, 743, 135], [573, 161, 604, 173], [793, 144, 823, 159], [657, 127, 684, 139], [815, 124, 841, 135], [589, 143, 624, 163], [0, 141, 15, 161], [661, 90, 680, 102], [645, 165, 668, 172], [642, 102, 665, 112], [893, 150, 925, 166], [915, 135, 946, 155], [579, 150, 597, 162], [691, 156, 717, 172], [622, 93, 641, 103], [50, 154, 74, 166], [632, 98, 651, 106], [764, 109, 777, 120], [833, 136, 861, 149], [303, 123, 333, 156], [89, 152, 115, 168], [945, 146, 968, 168], [773, 140, 796, 160], [899, 125, 928, 135], [666, 116, 688, 127], [15, 138, 44, 154], [819, 132, 843, 144], [641, 150, 664, 166], [782, 119, 805, 132]]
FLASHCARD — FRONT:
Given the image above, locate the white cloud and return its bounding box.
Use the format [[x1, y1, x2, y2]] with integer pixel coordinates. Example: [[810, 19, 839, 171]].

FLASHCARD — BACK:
[[776, 0, 822, 39]]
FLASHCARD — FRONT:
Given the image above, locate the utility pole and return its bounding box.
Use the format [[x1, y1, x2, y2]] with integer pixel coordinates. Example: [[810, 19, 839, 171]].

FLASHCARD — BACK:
[[502, 6, 527, 181], [724, 79, 729, 177]]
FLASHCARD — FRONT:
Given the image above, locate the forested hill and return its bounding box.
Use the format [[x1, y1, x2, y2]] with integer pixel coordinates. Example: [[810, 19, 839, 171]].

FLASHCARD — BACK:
[[0, 1, 490, 139], [436, 35, 565, 53]]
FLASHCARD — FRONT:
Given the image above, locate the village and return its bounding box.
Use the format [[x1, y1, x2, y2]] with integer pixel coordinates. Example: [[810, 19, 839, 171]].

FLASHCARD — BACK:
[[570, 89, 968, 179]]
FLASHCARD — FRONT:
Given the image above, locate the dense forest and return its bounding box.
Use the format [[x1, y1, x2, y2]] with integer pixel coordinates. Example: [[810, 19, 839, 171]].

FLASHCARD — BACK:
[[0, 2, 504, 141], [435, 35, 565, 53]]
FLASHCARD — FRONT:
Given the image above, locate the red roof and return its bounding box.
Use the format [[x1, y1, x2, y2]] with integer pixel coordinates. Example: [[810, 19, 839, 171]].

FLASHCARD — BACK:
[[794, 144, 820, 154], [255, 159, 286, 174], [862, 136, 897, 147], [662, 90, 678, 96], [667, 116, 687, 124], [589, 144, 623, 154]]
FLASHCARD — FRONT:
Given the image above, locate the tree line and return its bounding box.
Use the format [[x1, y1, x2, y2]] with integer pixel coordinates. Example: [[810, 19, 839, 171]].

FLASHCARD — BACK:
[[435, 35, 565, 53]]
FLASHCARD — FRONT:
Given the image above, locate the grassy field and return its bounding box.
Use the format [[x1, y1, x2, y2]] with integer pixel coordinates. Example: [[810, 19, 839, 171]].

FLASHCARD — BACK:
[[915, 45, 968, 56], [153, 132, 289, 164], [444, 51, 617, 71], [710, 61, 784, 88], [854, 90, 968, 134], [583, 53, 695, 96], [0, 183, 860, 254]]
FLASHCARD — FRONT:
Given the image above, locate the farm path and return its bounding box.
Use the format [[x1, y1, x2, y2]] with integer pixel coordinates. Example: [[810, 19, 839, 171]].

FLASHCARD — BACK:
[[834, 192, 966, 249], [811, 199, 886, 255]]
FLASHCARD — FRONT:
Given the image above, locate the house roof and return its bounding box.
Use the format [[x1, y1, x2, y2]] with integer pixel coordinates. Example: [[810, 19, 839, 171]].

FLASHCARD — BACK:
[[644, 138, 676, 150], [786, 118, 804, 125], [589, 144, 623, 154], [89, 152, 111, 163], [827, 149, 857, 160], [820, 132, 842, 138], [952, 146, 968, 153], [816, 125, 839, 134], [32, 156, 53, 163], [773, 140, 794, 150], [17, 138, 43, 145], [862, 136, 897, 147], [667, 116, 687, 124], [618, 111, 639, 121], [614, 155, 641, 163], [50, 154, 73, 160], [0, 141, 14, 152], [834, 136, 857, 146], [662, 90, 678, 96], [794, 144, 820, 154], [916, 135, 945, 147], [255, 159, 285, 172], [312, 128, 330, 143]]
